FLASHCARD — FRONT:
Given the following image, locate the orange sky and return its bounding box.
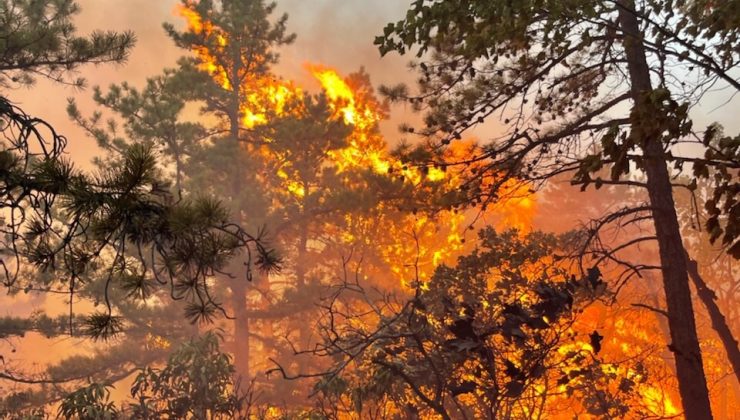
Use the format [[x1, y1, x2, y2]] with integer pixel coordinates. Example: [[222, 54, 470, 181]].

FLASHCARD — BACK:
[[6, 0, 423, 171], [7, 0, 737, 169]]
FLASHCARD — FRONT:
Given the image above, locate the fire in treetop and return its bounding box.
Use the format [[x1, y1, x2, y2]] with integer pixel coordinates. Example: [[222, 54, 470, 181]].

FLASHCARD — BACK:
[[0, 0, 737, 418], [176, 2, 536, 284], [153, 3, 740, 418]]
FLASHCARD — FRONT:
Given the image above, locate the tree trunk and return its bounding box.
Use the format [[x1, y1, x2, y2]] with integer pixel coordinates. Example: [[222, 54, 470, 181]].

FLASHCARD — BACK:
[[617, 2, 713, 418], [227, 55, 252, 382], [296, 222, 308, 288], [174, 147, 182, 196], [232, 276, 250, 381], [686, 252, 740, 384]]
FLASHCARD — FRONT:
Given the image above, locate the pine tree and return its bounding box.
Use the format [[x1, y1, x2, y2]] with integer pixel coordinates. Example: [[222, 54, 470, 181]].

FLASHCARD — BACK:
[[67, 69, 206, 194], [162, 0, 295, 382], [62, 4, 409, 403], [0, 0, 135, 88], [0, 1, 277, 410]]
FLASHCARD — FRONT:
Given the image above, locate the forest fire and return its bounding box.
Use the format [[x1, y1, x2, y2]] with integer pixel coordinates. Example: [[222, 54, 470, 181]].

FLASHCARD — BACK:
[[196, 37, 690, 417], [1, 0, 737, 419], [177, 3, 228, 87], [179, 0, 512, 283]]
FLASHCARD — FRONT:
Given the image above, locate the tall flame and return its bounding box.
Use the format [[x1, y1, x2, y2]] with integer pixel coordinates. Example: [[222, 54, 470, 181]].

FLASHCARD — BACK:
[[177, 4, 230, 89], [176, 3, 303, 129], [306, 64, 474, 281]]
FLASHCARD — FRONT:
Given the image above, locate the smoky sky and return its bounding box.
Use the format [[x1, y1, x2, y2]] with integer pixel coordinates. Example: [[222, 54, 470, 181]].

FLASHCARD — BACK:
[[0, 0, 419, 319], [8, 0, 421, 168], [8, 0, 738, 169]]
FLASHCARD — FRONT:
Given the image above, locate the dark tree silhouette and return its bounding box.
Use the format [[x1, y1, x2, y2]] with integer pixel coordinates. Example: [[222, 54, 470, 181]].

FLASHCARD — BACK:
[[375, 1, 739, 416]]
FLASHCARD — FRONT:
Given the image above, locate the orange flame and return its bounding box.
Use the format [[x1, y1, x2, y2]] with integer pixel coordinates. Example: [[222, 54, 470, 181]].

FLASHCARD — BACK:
[[176, 3, 230, 89], [176, 3, 303, 129], [173, 5, 739, 418], [306, 64, 472, 280]]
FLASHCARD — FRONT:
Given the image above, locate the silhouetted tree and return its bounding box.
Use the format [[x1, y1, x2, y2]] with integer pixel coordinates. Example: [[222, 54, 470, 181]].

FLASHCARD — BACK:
[[48, 333, 250, 419], [129, 332, 249, 419], [0, 1, 276, 409], [162, 0, 295, 381], [375, 1, 739, 416], [283, 228, 651, 418]]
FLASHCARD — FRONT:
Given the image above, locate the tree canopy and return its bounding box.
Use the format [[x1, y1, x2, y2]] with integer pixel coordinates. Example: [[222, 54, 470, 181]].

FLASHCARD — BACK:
[[373, 0, 739, 418], [0, 0, 135, 88]]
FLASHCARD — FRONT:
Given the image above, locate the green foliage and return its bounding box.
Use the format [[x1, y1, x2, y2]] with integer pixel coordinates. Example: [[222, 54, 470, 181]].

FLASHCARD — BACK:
[[0, 0, 135, 88], [0, 312, 73, 338], [164, 0, 295, 70], [693, 124, 739, 257], [58, 383, 119, 420], [66, 68, 206, 192], [1, 98, 277, 339], [1, 0, 277, 413], [129, 332, 246, 419], [163, 0, 295, 129], [266, 94, 351, 190], [376, 0, 599, 58], [55, 1, 307, 402], [373, 4, 738, 417], [50, 334, 247, 419], [82, 312, 125, 341], [0, 405, 47, 420]]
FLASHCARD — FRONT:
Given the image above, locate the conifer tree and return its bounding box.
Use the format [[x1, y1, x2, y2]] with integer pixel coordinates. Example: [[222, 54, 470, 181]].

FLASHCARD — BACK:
[[161, 0, 295, 381], [0, 1, 277, 410], [0, 0, 135, 88], [68, 69, 206, 194], [62, 3, 404, 401]]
